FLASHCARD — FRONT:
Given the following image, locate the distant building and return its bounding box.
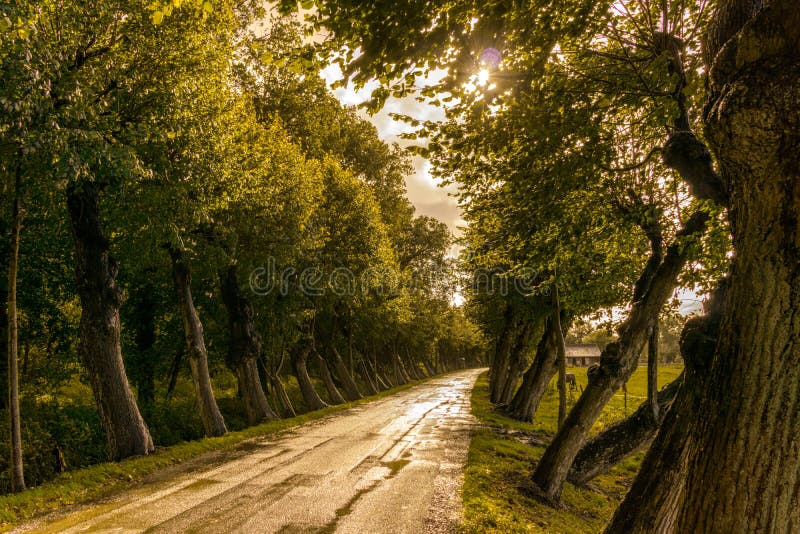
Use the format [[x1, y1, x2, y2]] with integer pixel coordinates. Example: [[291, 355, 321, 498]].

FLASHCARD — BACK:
[[565, 344, 602, 367]]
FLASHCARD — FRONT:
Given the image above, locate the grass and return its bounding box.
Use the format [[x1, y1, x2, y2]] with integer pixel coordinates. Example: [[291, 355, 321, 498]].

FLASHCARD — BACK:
[[462, 365, 683, 533], [0, 375, 433, 530]]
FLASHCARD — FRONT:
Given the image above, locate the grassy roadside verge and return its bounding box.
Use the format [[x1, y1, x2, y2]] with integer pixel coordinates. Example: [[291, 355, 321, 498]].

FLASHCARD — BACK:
[[461, 367, 682, 533], [0, 375, 435, 530]]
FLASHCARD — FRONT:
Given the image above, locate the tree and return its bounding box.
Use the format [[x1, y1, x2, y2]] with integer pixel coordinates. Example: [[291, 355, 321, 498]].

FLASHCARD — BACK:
[[608, 1, 800, 530]]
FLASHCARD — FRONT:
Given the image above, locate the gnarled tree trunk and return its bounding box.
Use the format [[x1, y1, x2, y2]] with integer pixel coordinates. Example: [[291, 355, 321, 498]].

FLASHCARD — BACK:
[[610, 2, 800, 531], [169, 249, 227, 437], [678, 4, 799, 530], [506, 315, 559, 422], [568, 371, 682, 486], [421, 355, 436, 377], [316, 351, 346, 404], [553, 286, 567, 429], [490, 303, 517, 403], [392, 352, 410, 385], [268, 371, 296, 418], [605, 288, 723, 533], [359, 360, 379, 395], [220, 264, 277, 425], [531, 211, 708, 503], [498, 320, 535, 406], [67, 182, 154, 460], [330, 347, 362, 401], [291, 340, 328, 411]]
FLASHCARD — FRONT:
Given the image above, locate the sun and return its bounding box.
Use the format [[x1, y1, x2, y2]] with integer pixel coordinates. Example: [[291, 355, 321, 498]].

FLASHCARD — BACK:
[[476, 68, 490, 86]]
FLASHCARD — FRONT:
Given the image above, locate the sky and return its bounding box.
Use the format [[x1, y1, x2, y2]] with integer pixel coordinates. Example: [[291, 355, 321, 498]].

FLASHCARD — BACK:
[[318, 64, 466, 237]]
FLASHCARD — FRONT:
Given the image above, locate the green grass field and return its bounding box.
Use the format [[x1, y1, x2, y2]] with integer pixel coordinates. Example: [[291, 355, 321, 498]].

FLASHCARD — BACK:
[[462, 366, 683, 533]]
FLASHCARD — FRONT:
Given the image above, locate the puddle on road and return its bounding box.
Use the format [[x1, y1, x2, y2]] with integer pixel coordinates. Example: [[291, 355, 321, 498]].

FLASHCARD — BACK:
[[180, 478, 223, 492], [382, 459, 411, 476]]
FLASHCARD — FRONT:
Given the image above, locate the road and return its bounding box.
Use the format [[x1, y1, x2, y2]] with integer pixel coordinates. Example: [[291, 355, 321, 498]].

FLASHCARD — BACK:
[[28, 369, 482, 534]]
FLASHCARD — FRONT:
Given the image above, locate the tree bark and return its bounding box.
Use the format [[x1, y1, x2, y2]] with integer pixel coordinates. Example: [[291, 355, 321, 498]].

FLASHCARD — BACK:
[[329, 347, 362, 401], [421, 355, 436, 377], [165, 343, 184, 401], [366, 356, 389, 390], [553, 286, 567, 429], [498, 320, 535, 405], [315, 351, 346, 404], [66, 182, 154, 460], [647, 323, 659, 421], [291, 340, 328, 411], [220, 264, 277, 424], [268, 371, 296, 418], [604, 291, 723, 534], [568, 371, 682, 486], [236, 357, 277, 423], [490, 303, 517, 403], [391, 351, 410, 385], [7, 170, 24, 491], [169, 249, 227, 437], [358, 360, 379, 395], [673, 4, 800, 530], [531, 211, 708, 503], [506, 316, 559, 422], [405, 352, 424, 380]]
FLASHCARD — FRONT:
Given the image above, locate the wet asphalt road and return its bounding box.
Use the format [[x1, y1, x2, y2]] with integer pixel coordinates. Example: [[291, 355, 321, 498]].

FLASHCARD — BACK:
[[30, 369, 482, 534]]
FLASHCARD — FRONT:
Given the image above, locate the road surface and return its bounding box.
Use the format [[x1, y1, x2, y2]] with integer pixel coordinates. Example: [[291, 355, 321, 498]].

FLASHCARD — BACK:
[[28, 369, 482, 533]]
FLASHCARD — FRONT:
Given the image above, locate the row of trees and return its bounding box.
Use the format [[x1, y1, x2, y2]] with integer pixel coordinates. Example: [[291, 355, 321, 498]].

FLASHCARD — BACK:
[[0, 1, 486, 493], [301, 0, 800, 531]]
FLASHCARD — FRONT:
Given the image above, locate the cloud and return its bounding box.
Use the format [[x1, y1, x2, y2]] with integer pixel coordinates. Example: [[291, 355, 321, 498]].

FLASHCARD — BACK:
[[320, 67, 464, 237]]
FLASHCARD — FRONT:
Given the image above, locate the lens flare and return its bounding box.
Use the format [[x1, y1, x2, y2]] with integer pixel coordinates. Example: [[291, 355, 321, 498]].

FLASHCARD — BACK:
[[478, 47, 501, 69]]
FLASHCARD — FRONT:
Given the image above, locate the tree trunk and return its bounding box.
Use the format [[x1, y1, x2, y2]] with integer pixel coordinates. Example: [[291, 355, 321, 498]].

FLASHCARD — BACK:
[[378, 360, 395, 388], [674, 4, 800, 530], [316, 351, 346, 404], [7, 173, 24, 491], [359, 360, 379, 395], [220, 264, 277, 424], [421, 355, 436, 377], [506, 317, 559, 422], [236, 357, 277, 423], [404, 352, 423, 380], [291, 341, 328, 411], [498, 321, 535, 406], [66, 182, 154, 461], [647, 323, 659, 421], [165, 343, 184, 401], [366, 356, 391, 391], [330, 347, 362, 401], [169, 249, 227, 436], [605, 299, 722, 533], [490, 303, 517, 403], [531, 211, 708, 503], [391, 352, 409, 385], [269, 371, 296, 417], [553, 286, 567, 429], [568, 371, 682, 486]]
